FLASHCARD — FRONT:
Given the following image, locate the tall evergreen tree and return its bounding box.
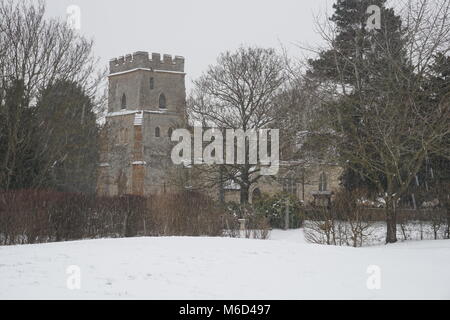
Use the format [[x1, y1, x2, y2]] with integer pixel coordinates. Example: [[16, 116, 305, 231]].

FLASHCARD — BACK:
[[0, 79, 42, 189], [412, 54, 450, 235], [0, 0, 103, 191], [36, 80, 99, 193], [306, 0, 450, 243], [308, 0, 405, 193]]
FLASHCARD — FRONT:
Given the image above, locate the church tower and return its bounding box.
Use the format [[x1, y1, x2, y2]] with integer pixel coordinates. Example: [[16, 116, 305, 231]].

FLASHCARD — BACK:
[[97, 51, 186, 196]]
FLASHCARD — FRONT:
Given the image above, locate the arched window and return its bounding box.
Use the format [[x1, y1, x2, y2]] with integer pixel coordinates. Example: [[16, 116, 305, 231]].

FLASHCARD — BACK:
[[150, 77, 154, 90], [155, 127, 160, 137], [159, 93, 166, 109], [121, 93, 127, 109], [319, 172, 328, 191], [168, 127, 173, 138]]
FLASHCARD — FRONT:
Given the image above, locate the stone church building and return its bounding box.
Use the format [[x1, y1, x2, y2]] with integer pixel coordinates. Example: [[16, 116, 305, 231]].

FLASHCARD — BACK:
[[97, 51, 342, 205]]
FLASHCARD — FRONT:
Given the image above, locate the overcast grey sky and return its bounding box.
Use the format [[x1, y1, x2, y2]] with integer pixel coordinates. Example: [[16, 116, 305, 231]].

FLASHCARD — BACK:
[[43, 0, 333, 86]]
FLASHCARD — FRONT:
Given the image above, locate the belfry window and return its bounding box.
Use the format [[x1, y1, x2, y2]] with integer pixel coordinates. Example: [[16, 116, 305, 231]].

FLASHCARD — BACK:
[[155, 127, 160, 138], [159, 93, 166, 109], [121, 94, 127, 109]]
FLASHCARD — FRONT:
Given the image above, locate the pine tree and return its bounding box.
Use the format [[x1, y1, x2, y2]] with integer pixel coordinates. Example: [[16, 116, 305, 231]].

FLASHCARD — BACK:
[[36, 80, 99, 193], [0, 79, 42, 189], [306, 0, 450, 243]]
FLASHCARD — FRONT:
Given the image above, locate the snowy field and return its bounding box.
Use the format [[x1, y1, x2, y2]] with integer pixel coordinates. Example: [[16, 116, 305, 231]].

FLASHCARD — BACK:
[[0, 229, 449, 299]]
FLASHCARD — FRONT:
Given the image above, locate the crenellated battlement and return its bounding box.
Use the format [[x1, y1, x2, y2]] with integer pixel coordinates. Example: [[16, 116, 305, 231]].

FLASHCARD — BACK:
[[109, 51, 185, 74]]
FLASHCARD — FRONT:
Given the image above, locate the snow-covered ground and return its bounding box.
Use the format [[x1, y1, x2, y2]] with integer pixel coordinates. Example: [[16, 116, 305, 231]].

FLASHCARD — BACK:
[[0, 229, 449, 299]]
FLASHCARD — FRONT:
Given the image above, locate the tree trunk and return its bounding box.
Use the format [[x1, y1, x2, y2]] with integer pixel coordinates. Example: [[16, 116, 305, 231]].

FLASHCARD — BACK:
[[219, 166, 225, 204], [240, 185, 249, 204], [385, 198, 397, 243]]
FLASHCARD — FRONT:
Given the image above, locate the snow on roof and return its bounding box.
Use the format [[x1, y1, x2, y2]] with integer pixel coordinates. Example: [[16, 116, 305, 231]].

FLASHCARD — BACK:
[[108, 68, 153, 77], [132, 161, 147, 165], [144, 110, 172, 115], [106, 110, 137, 117], [108, 68, 186, 77], [154, 69, 186, 75], [224, 180, 241, 190], [107, 109, 175, 119], [134, 112, 143, 126]]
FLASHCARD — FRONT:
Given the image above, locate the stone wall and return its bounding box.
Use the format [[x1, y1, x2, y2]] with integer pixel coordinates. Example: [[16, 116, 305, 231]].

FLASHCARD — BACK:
[[220, 163, 343, 204], [108, 52, 186, 113]]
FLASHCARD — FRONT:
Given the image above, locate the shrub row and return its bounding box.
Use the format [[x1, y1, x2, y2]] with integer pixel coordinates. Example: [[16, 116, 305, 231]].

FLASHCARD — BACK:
[[0, 190, 228, 246]]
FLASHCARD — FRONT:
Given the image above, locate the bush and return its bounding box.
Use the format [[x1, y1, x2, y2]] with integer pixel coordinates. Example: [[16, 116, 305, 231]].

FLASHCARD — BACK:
[[223, 202, 271, 239], [149, 192, 225, 237], [304, 190, 376, 247], [0, 189, 226, 246], [253, 193, 304, 229], [303, 189, 449, 246]]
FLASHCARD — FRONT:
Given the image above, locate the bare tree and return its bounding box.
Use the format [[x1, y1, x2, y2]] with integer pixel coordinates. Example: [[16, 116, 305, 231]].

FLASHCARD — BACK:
[[188, 46, 286, 203], [305, 0, 450, 243], [0, 0, 104, 190]]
